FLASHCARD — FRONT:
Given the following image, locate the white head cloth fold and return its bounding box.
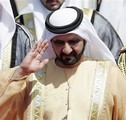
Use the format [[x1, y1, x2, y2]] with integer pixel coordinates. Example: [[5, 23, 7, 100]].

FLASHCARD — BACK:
[[20, 0, 84, 40], [0, 0, 16, 70], [42, 7, 115, 63]]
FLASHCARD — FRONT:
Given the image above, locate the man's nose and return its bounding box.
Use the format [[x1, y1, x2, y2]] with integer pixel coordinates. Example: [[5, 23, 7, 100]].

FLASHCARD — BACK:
[[62, 43, 72, 55]]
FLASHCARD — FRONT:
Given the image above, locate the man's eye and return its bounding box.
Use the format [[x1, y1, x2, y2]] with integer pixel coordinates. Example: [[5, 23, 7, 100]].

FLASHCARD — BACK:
[[68, 40, 79, 45], [53, 41, 64, 45]]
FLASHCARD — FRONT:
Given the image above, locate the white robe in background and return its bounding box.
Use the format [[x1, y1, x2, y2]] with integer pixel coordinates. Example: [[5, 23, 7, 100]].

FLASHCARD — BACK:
[[99, 0, 126, 45]]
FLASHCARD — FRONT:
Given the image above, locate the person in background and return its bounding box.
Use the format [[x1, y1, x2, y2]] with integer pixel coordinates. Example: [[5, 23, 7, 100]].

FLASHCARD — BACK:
[[0, 0, 35, 70], [99, 0, 126, 45], [0, 7, 126, 120], [13, 0, 123, 63], [96, 0, 126, 76]]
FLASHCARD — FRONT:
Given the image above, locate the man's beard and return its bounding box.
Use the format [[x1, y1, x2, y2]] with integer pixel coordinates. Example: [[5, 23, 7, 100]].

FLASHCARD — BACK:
[[56, 48, 84, 66]]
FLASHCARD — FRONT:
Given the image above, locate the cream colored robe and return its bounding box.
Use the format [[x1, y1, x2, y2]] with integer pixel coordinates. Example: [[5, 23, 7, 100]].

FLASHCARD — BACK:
[[0, 58, 126, 120]]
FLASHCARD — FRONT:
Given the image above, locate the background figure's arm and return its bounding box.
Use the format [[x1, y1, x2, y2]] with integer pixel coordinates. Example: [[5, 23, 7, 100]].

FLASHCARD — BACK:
[[11, 23, 35, 67]]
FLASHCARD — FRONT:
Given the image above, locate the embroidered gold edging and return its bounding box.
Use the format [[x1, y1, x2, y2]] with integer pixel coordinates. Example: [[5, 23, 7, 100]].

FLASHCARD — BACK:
[[29, 73, 45, 120], [89, 61, 109, 120], [28, 65, 47, 120], [2, 41, 12, 70], [23, 13, 37, 41], [14, 0, 35, 41], [16, 22, 33, 48], [83, 8, 93, 21], [32, 83, 43, 120], [10, 75, 28, 81], [118, 48, 126, 76], [16, 13, 38, 42]]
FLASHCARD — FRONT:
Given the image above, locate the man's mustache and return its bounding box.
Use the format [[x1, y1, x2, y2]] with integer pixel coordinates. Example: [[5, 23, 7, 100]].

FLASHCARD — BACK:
[[60, 51, 78, 58], [47, 0, 58, 3]]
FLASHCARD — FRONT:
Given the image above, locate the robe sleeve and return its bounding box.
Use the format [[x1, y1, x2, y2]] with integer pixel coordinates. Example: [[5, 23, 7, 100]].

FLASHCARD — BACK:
[[98, 61, 126, 119], [110, 63, 126, 120], [0, 67, 28, 120]]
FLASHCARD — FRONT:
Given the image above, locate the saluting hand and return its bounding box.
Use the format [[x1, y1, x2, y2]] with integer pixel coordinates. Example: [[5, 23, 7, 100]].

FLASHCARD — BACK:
[[13, 40, 49, 78]]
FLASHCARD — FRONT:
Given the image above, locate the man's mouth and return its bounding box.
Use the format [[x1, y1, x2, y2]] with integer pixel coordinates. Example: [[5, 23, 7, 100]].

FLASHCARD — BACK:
[[62, 55, 75, 62], [48, 0, 58, 5]]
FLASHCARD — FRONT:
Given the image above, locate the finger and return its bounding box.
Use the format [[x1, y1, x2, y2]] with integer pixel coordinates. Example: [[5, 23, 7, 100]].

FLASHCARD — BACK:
[[40, 42, 49, 55], [35, 54, 42, 61], [34, 40, 47, 53], [31, 42, 38, 52], [34, 41, 43, 53], [39, 59, 49, 68], [35, 40, 48, 55], [26, 42, 40, 59], [30, 40, 48, 58]]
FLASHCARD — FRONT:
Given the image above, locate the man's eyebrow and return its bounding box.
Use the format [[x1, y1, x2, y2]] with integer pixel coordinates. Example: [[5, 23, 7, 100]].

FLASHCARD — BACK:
[[51, 36, 82, 42], [68, 37, 82, 41], [51, 39, 63, 42]]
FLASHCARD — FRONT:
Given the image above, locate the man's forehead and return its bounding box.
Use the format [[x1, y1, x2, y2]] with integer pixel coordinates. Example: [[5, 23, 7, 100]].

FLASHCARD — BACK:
[[51, 33, 82, 41]]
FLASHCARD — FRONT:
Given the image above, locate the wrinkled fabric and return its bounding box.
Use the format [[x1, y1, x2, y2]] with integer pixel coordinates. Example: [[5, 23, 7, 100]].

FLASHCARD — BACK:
[[1, 24, 35, 70], [99, 0, 126, 45], [0, 58, 126, 120], [0, 0, 16, 70], [12, 24, 35, 67], [92, 10, 123, 61]]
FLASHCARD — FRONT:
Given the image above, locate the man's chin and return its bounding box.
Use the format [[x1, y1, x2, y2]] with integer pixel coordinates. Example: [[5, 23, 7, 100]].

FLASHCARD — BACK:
[[47, 4, 60, 11], [61, 59, 78, 66], [55, 57, 80, 68]]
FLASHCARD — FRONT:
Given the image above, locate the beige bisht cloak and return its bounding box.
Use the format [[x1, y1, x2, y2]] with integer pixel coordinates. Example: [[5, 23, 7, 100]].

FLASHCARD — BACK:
[[0, 58, 126, 120]]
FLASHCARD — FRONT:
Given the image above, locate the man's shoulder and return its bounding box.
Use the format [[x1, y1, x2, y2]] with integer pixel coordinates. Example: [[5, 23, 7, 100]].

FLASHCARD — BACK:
[[15, 22, 33, 37], [13, 22, 35, 45], [81, 57, 113, 66]]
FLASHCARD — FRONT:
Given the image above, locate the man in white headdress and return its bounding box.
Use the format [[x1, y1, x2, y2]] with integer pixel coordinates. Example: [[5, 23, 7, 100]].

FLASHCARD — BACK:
[[13, 0, 123, 63], [0, 0, 15, 70], [0, 7, 126, 120], [99, 0, 126, 45], [0, 0, 35, 70]]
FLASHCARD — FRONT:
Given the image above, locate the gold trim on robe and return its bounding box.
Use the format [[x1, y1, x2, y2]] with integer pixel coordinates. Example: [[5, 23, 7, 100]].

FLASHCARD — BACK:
[[89, 61, 109, 120]]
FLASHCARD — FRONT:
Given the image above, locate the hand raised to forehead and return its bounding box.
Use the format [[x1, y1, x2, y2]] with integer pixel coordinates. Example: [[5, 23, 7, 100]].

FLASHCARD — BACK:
[[14, 40, 49, 78]]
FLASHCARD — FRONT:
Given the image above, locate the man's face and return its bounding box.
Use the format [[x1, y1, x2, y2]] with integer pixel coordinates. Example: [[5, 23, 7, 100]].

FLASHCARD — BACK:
[[41, 0, 65, 11], [51, 33, 85, 67]]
